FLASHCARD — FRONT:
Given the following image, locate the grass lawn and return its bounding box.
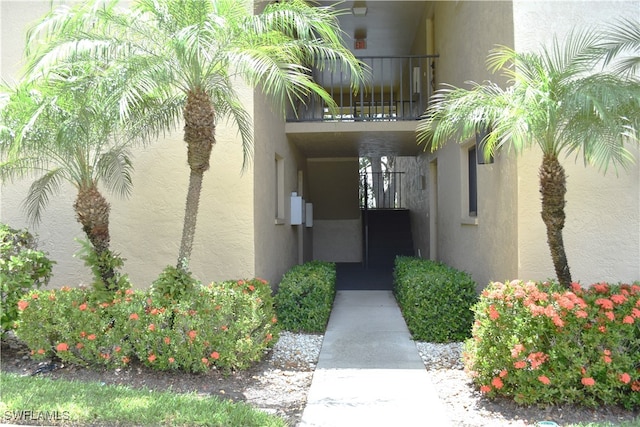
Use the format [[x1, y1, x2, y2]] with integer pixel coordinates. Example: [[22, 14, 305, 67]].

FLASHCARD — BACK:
[[0, 372, 286, 426]]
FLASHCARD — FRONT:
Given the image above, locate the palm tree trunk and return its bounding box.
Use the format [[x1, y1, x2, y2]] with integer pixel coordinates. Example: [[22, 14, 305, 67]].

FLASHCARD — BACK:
[[74, 185, 116, 288], [177, 88, 215, 271], [539, 154, 572, 288], [177, 169, 203, 269]]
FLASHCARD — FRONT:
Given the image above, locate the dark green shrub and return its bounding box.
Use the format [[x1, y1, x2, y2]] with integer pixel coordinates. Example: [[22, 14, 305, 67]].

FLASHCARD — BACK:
[[75, 239, 129, 296], [151, 265, 199, 304], [394, 256, 477, 342], [466, 280, 639, 409], [275, 261, 336, 332], [15, 278, 279, 372], [0, 224, 54, 337]]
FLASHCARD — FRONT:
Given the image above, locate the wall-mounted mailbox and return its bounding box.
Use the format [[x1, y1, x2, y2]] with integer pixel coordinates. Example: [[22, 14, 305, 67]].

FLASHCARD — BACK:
[[290, 192, 304, 225], [305, 203, 313, 227]]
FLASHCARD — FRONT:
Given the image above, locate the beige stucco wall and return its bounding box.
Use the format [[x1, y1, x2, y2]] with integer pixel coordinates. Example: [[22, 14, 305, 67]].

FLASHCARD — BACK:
[[404, 0, 639, 288], [253, 89, 306, 287], [399, 0, 517, 288], [512, 1, 640, 285], [1, 0, 262, 288]]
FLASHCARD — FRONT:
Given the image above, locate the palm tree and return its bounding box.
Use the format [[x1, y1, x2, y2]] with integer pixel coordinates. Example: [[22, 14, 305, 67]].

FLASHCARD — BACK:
[[593, 18, 640, 76], [416, 25, 640, 288], [24, 0, 365, 273], [0, 63, 134, 290]]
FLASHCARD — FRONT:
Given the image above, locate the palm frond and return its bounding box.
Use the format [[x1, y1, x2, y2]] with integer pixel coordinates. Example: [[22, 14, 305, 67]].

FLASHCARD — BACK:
[[22, 168, 67, 225], [95, 145, 134, 198]]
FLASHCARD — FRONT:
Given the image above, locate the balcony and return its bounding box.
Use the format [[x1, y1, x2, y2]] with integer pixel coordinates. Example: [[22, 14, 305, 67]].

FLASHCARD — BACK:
[[287, 55, 438, 123]]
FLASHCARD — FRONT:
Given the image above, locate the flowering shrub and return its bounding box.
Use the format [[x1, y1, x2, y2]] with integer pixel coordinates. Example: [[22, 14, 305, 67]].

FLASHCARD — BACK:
[[394, 257, 477, 342], [465, 280, 640, 409], [0, 223, 54, 337], [13, 287, 132, 368], [15, 278, 279, 373], [120, 278, 279, 372]]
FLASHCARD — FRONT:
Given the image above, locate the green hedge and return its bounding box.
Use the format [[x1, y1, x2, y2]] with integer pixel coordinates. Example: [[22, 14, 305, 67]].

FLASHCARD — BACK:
[[394, 256, 477, 342], [466, 280, 640, 409], [275, 261, 336, 333], [15, 278, 279, 372]]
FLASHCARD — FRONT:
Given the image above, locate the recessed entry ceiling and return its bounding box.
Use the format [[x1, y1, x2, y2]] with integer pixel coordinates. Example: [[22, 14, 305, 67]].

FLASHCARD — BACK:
[[318, 1, 427, 57], [288, 1, 429, 159]]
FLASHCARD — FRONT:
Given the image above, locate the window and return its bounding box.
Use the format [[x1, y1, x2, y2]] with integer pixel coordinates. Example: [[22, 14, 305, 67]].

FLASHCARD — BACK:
[[468, 146, 478, 217], [275, 155, 285, 224]]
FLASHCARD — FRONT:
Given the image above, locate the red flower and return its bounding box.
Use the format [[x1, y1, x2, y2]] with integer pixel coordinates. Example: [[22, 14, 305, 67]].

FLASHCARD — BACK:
[[87, 334, 97, 341], [513, 360, 527, 369], [37, 348, 45, 355], [248, 285, 255, 292], [80, 331, 86, 338], [211, 351, 220, 360], [527, 352, 548, 370], [631, 381, 640, 392], [610, 294, 628, 304], [598, 325, 607, 333], [552, 316, 564, 328], [188, 330, 197, 341], [595, 298, 614, 310], [56, 343, 69, 352], [115, 346, 121, 353], [491, 377, 504, 389], [79, 303, 87, 311], [581, 377, 595, 387], [129, 313, 139, 321], [499, 369, 508, 378], [623, 315, 635, 324], [593, 283, 609, 294], [632, 308, 640, 318], [604, 311, 615, 321], [619, 373, 631, 384], [488, 305, 500, 321], [201, 358, 209, 365], [538, 375, 551, 385], [148, 324, 156, 331], [271, 316, 278, 324], [164, 337, 171, 345], [31, 293, 39, 299], [480, 385, 491, 393], [168, 357, 175, 364], [575, 310, 588, 318], [148, 354, 156, 363], [76, 343, 84, 349], [17, 300, 28, 311]]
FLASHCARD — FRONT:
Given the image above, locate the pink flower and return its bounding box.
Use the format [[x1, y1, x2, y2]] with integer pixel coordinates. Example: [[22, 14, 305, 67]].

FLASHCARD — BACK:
[[188, 330, 197, 341], [604, 311, 615, 321], [511, 344, 525, 358], [148, 354, 156, 363], [538, 375, 551, 385], [513, 360, 527, 369], [168, 357, 175, 364], [480, 385, 491, 393], [581, 377, 595, 387], [56, 343, 69, 352], [211, 351, 220, 360], [129, 313, 139, 320], [619, 373, 631, 384], [87, 334, 97, 341], [17, 300, 29, 311], [623, 315, 635, 324], [148, 324, 156, 331], [164, 337, 171, 345]]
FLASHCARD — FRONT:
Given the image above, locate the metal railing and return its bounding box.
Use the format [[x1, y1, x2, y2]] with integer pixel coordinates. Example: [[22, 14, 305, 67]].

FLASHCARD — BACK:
[[360, 171, 405, 209], [288, 55, 438, 122]]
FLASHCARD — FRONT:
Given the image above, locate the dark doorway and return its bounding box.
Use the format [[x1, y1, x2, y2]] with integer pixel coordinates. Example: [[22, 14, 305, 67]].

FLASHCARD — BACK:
[[335, 263, 394, 290]]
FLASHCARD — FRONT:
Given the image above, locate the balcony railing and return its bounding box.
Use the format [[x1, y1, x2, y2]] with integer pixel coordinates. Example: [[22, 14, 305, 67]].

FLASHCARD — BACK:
[[287, 55, 438, 122], [360, 171, 405, 209]]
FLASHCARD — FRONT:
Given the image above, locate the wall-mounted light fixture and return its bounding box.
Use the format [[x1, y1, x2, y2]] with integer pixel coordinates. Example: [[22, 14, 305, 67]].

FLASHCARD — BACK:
[[352, 6, 367, 16]]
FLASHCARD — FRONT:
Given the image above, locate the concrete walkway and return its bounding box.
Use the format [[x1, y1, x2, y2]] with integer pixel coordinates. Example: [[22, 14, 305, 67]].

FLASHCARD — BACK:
[[299, 290, 451, 426]]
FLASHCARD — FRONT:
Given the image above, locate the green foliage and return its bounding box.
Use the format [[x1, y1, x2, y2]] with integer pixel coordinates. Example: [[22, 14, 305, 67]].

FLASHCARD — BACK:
[[466, 280, 640, 409], [394, 256, 478, 342], [15, 278, 279, 372], [0, 224, 54, 337], [151, 265, 199, 304], [75, 239, 130, 295], [275, 261, 336, 333]]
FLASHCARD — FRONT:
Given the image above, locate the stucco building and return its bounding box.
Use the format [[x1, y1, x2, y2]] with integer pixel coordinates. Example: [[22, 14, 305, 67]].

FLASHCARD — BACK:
[[1, 1, 638, 289]]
